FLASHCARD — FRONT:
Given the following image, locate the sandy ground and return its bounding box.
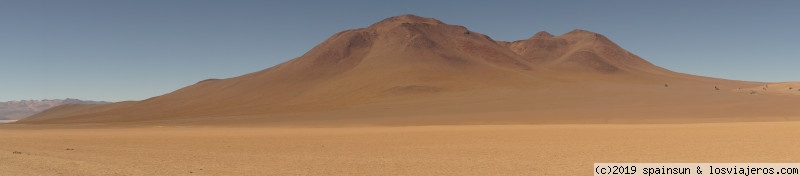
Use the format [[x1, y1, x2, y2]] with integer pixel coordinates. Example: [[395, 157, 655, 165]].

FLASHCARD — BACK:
[[2, 122, 799, 175]]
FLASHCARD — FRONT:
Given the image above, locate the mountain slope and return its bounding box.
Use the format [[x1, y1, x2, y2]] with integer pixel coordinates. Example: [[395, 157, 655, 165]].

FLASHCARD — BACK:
[[18, 14, 795, 125]]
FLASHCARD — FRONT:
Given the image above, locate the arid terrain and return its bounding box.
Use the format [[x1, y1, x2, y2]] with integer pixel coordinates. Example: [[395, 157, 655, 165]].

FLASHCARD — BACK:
[[2, 123, 800, 175], [2, 15, 798, 175]]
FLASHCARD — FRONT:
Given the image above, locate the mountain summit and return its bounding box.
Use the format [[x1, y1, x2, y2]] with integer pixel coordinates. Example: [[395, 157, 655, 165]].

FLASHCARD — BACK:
[[530, 31, 554, 39], [19, 15, 789, 124]]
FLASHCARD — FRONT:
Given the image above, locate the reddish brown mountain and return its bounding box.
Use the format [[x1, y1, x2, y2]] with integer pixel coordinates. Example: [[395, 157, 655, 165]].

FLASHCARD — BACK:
[[18, 15, 799, 125]]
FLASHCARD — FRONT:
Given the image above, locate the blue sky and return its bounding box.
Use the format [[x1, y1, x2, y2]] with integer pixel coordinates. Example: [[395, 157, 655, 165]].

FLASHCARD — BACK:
[[2, 0, 798, 102]]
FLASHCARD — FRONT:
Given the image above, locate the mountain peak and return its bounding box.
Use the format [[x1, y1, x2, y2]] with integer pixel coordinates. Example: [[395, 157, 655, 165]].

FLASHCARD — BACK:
[[564, 29, 597, 35], [557, 29, 614, 43], [370, 14, 445, 28], [530, 31, 554, 39], [560, 29, 605, 38]]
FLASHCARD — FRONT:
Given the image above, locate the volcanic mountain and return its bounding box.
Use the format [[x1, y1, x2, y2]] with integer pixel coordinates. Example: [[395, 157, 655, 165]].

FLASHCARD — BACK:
[[18, 15, 800, 125]]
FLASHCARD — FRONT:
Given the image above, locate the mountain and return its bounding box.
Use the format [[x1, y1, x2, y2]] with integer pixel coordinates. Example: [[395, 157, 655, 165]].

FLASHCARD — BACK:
[[17, 15, 800, 125], [0, 99, 109, 120]]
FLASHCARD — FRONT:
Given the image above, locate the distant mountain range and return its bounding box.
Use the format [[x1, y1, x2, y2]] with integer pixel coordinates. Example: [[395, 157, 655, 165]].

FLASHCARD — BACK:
[[0, 99, 110, 120]]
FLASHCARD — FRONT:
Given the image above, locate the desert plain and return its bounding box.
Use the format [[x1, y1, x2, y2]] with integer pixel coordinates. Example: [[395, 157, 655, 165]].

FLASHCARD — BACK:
[[2, 122, 800, 175]]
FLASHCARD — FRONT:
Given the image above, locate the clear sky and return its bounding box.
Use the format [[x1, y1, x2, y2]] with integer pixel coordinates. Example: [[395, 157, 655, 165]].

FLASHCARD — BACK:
[[2, 0, 798, 102]]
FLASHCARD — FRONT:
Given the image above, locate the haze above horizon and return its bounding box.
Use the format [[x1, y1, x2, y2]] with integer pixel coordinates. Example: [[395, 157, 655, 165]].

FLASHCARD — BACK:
[[2, 0, 798, 102]]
